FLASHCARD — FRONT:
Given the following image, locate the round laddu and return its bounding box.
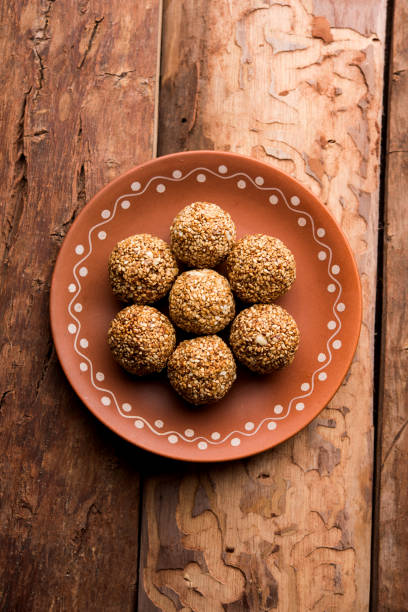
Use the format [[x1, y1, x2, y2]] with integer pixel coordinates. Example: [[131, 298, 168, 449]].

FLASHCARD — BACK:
[[108, 305, 176, 375], [109, 234, 178, 303], [167, 336, 236, 405], [226, 234, 296, 303], [169, 269, 235, 334], [229, 304, 300, 374], [170, 201, 236, 268]]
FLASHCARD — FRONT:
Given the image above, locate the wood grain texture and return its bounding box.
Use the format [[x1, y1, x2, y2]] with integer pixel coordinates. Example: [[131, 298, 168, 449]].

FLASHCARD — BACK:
[[0, 1, 160, 608], [374, 0, 408, 609], [140, 0, 387, 609]]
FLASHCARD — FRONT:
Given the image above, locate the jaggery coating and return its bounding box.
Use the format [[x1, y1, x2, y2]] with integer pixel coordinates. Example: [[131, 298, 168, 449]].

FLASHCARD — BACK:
[[108, 305, 176, 375], [229, 304, 300, 374], [109, 234, 178, 304], [226, 234, 296, 303], [167, 335, 236, 405], [170, 202, 236, 268], [169, 269, 235, 334]]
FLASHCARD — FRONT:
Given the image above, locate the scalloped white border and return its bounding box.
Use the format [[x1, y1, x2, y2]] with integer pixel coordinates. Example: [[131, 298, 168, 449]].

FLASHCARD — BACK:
[[67, 166, 343, 450]]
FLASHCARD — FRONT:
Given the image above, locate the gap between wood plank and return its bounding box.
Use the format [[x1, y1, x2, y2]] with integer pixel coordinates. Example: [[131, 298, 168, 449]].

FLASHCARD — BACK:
[[152, 0, 164, 158], [134, 0, 164, 606], [135, 468, 146, 610], [370, 0, 395, 609]]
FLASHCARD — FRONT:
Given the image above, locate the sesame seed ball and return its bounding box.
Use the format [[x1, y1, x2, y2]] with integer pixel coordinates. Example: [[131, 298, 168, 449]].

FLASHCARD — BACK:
[[226, 234, 296, 303], [108, 305, 176, 375], [229, 304, 300, 374], [109, 234, 178, 304], [169, 269, 235, 334], [167, 336, 236, 405], [170, 202, 236, 268]]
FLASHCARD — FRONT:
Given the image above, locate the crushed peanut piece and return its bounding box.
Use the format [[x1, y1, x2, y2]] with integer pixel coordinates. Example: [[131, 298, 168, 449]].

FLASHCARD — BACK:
[[255, 334, 268, 346]]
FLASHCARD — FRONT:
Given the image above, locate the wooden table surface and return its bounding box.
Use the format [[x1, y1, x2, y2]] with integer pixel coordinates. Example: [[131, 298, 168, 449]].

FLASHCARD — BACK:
[[1, 1, 407, 610]]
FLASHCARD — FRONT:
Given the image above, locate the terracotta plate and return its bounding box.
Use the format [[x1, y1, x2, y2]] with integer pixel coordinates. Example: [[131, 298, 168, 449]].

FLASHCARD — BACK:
[[50, 151, 362, 462]]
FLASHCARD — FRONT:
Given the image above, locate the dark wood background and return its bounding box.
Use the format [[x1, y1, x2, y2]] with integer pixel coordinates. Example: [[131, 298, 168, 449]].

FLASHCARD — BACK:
[[0, 1, 406, 610]]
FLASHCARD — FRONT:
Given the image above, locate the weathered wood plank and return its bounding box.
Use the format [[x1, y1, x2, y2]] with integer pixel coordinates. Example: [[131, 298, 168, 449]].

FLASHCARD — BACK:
[[139, 0, 386, 609], [374, 0, 408, 609], [0, 1, 161, 608]]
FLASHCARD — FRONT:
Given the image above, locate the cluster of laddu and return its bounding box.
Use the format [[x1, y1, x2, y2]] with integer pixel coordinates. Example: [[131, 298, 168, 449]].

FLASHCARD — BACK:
[[107, 201, 299, 405]]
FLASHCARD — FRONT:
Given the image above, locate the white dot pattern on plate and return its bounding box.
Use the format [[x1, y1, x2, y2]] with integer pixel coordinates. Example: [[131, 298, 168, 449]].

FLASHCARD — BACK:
[[63, 161, 353, 455], [68, 323, 76, 334]]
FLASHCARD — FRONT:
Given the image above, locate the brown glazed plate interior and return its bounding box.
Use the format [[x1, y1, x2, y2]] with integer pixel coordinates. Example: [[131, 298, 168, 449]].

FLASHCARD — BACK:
[[50, 151, 362, 462]]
